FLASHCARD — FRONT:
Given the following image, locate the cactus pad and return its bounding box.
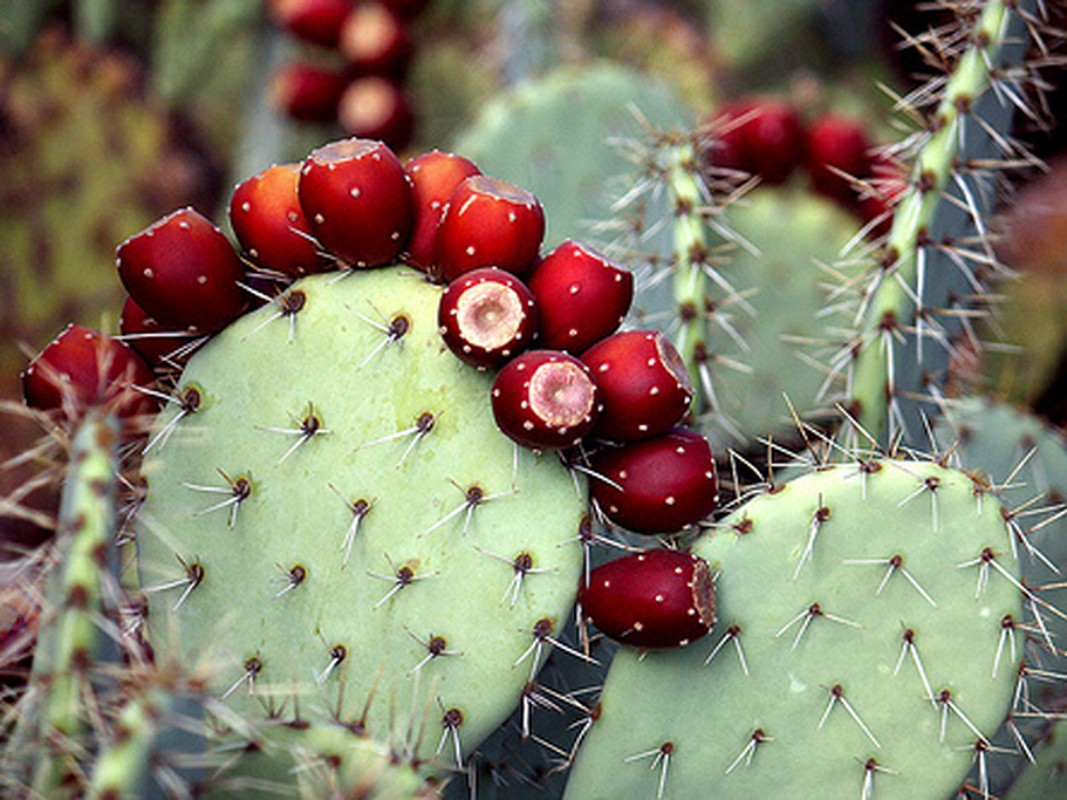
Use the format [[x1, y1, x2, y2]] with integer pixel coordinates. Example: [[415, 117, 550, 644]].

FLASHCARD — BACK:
[[566, 460, 1024, 799], [135, 267, 587, 766]]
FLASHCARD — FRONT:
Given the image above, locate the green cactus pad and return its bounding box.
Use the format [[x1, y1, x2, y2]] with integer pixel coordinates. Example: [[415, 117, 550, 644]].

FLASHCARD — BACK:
[[219, 720, 441, 799], [135, 268, 587, 768], [566, 460, 1023, 799], [1003, 713, 1067, 798], [933, 397, 1067, 793]]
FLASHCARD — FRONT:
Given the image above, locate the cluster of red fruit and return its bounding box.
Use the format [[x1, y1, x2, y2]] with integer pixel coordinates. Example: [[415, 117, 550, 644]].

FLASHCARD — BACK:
[[21, 135, 720, 653], [705, 98, 907, 237], [266, 0, 430, 151]]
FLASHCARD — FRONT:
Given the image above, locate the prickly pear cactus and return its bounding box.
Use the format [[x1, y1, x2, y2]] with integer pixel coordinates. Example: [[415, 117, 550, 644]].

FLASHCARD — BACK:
[[566, 460, 1025, 799], [451, 62, 692, 248], [1003, 713, 1067, 798], [135, 267, 587, 767], [636, 185, 861, 448], [934, 397, 1067, 792], [2, 412, 122, 795]]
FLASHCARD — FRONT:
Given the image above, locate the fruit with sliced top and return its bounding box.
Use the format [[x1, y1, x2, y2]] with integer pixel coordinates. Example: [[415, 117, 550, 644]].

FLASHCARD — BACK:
[[579, 549, 716, 649], [266, 0, 352, 47], [581, 330, 692, 441], [298, 137, 414, 268], [590, 427, 718, 533], [119, 296, 199, 368], [337, 76, 416, 152], [380, 0, 429, 19], [230, 163, 332, 277], [857, 153, 908, 238], [339, 2, 414, 79], [404, 150, 482, 272], [438, 267, 538, 369], [528, 240, 633, 353], [116, 207, 246, 334], [270, 62, 348, 125], [805, 114, 872, 205], [22, 324, 158, 421], [491, 350, 600, 450], [707, 98, 805, 184], [434, 175, 545, 282]]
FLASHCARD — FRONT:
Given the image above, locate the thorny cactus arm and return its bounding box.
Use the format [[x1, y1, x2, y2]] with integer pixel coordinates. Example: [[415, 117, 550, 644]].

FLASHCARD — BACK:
[[86, 685, 171, 800], [635, 133, 753, 428], [841, 0, 1041, 447], [20, 413, 122, 797]]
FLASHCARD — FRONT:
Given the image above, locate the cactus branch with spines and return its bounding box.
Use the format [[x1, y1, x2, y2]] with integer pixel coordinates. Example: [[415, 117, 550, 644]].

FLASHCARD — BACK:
[[653, 133, 753, 430], [17, 413, 123, 796], [843, 0, 1041, 447]]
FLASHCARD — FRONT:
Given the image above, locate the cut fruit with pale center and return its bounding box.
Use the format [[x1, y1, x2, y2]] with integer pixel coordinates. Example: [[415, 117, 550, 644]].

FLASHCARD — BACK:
[[456, 282, 524, 350], [529, 361, 596, 427]]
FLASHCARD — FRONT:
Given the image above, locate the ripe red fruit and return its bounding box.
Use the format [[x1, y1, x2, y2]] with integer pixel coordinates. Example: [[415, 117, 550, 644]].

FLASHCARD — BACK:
[[379, 0, 429, 19], [434, 175, 545, 282], [438, 267, 538, 369], [270, 62, 347, 124], [22, 324, 158, 421], [707, 99, 804, 184], [337, 76, 415, 153], [266, 0, 352, 47], [491, 350, 600, 451], [339, 2, 414, 79], [230, 163, 333, 277], [119, 296, 199, 368], [116, 207, 246, 334], [579, 549, 716, 649], [298, 137, 414, 268], [527, 240, 633, 354], [590, 427, 718, 533], [581, 330, 692, 441], [857, 153, 908, 239], [404, 150, 482, 272], [805, 114, 873, 205]]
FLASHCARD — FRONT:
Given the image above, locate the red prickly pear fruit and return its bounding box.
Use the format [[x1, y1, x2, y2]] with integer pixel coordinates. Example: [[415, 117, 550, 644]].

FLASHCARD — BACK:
[[337, 76, 416, 153], [434, 175, 545, 282], [581, 330, 692, 441], [339, 2, 414, 79], [527, 240, 633, 353], [590, 427, 718, 534], [805, 114, 873, 206], [270, 62, 347, 125], [438, 267, 538, 370], [857, 153, 908, 239], [706, 99, 804, 184], [404, 150, 482, 272], [491, 350, 600, 451], [266, 0, 351, 47], [298, 137, 414, 268], [737, 99, 804, 184], [230, 163, 332, 277], [22, 324, 158, 421], [379, 0, 429, 19], [116, 207, 246, 334], [579, 549, 716, 649], [119, 296, 197, 367]]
